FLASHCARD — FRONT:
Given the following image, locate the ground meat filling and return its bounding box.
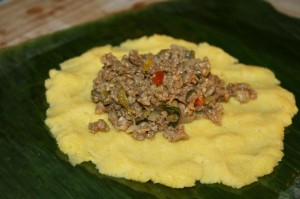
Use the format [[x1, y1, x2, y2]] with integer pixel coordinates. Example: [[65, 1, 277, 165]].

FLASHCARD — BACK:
[[88, 45, 257, 142], [89, 119, 110, 133]]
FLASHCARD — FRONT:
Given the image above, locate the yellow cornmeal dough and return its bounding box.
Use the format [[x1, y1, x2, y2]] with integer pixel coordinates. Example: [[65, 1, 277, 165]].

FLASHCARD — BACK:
[[45, 35, 298, 188]]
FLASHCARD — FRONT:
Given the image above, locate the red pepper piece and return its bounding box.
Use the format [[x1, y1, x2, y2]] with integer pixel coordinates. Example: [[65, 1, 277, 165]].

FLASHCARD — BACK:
[[152, 71, 164, 86], [195, 97, 205, 106]]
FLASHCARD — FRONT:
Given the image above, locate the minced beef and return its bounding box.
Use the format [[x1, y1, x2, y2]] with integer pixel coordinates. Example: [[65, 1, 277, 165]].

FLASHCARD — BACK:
[[89, 119, 110, 133], [88, 45, 257, 142]]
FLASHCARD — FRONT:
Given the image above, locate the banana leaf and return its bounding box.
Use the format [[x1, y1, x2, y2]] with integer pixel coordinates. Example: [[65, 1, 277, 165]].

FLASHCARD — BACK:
[[0, 0, 299, 198]]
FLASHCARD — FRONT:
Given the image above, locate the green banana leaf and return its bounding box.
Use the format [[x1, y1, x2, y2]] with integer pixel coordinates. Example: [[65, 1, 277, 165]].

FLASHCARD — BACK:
[[0, 0, 299, 198]]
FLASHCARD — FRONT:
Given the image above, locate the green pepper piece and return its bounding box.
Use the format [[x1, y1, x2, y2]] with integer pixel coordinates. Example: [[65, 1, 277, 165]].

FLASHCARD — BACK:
[[117, 87, 130, 109], [101, 90, 110, 99], [185, 50, 195, 59], [159, 104, 181, 127]]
